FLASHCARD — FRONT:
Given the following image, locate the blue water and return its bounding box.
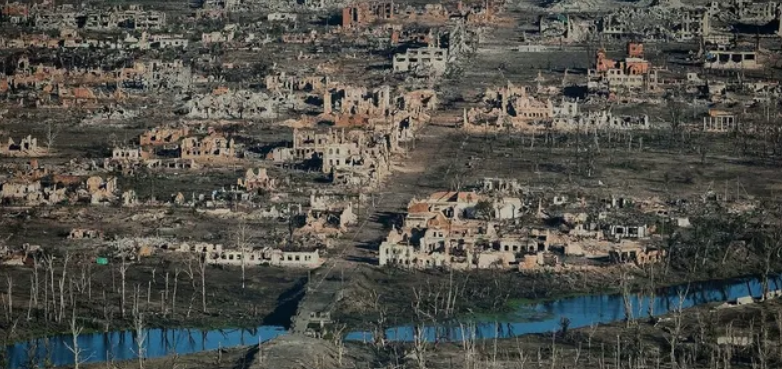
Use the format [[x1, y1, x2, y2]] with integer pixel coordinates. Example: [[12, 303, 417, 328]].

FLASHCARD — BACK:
[[343, 276, 777, 342], [7, 326, 286, 369], [6, 276, 777, 368]]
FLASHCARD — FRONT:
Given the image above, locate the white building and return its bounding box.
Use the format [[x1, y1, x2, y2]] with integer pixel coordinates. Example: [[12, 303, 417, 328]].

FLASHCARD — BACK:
[[393, 47, 448, 75]]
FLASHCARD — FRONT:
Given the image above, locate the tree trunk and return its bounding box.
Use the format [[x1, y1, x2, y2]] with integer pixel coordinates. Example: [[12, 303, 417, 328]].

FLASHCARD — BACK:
[[120, 259, 129, 319], [199, 257, 207, 314]]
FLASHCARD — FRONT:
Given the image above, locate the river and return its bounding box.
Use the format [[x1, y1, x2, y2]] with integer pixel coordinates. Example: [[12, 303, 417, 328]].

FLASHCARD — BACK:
[[6, 276, 778, 368]]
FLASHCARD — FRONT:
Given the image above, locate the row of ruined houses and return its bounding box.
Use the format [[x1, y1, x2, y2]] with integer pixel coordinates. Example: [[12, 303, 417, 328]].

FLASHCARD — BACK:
[[270, 128, 393, 187], [0, 29, 189, 50], [277, 83, 438, 144], [462, 81, 649, 132], [109, 238, 323, 268], [340, 0, 501, 29], [2, 3, 165, 30], [379, 187, 672, 271], [546, 0, 782, 43], [2, 57, 191, 96], [1, 173, 118, 206], [107, 127, 236, 171], [109, 124, 400, 189]]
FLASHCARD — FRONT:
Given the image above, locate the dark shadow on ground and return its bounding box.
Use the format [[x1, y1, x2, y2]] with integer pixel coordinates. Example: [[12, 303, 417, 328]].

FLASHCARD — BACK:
[[261, 277, 307, 328]]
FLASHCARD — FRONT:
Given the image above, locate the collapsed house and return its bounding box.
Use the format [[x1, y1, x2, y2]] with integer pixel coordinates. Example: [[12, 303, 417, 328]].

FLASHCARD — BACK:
[[704, 47, 763, 70], [206, 248, 323, 268], [322, 85, 437, 142], [68, 228, 104, 239], [270, 128, 393, 187], [379, 191, 536, 270], [33, 5, 166, 30], [379, 186, 669, 271], [140, 127, 190, 146], [295, 202, 358, 240], [265, 72, 335, 93], [538, 13, 593, 43], [1, 136, 47, 157], [341, 0, 499, 29], [391, 18, 473, 76], [462, 82, 559, 131], [181, 88, 282, 119], [703, 109, 738, 132], [104, 145, 202, 173], [609, 244, 665, 265], [599, 5, 710, 41], [119, 60, 192, 91], [237, 168, 276, 191], [180, 134, 236, 161], [462, 81, 649, 132], [0, 178, 67, 206], [588, 42, 660, 93], [111, 237, 324, 269], [342, 1, 397, 28], [85, 176, 118, 204], [392, 46, 449, 75]]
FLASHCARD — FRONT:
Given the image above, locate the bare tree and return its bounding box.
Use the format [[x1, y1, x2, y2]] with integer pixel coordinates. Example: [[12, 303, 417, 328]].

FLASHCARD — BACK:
[[198, 255, 207, 313], [236, 222, 251, 290], [32, 257, 39, 309], [133, 311, 146, 369], [620, 271, 633, 327], [755, 230, 782, 301], [411, 324, 429, 369], [171, 268, 180, 317], [5, 275, 12, 321], [119, 258, 130, 319], [368, 289, 387, 348], [44, 120, 60, 153], [666, 284, 690, 369], [58, 252, 71, 323], [26, 274, 34, 320], [44, 255, 55, 322], [331, 324, 347, 367], [64, 310, 89, 369], [461, 322, 477, 369]]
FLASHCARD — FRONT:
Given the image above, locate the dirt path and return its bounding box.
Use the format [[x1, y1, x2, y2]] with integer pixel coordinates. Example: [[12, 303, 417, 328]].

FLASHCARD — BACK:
[[292, 123, 464, 334]]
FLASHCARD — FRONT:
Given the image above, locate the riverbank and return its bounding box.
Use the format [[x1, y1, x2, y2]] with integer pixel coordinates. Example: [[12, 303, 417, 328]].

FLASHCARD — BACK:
[[333, 261, 782, 330], [77, 333, 375, 369], [72, 291, 782, 369], [0, 255, 307, 345]]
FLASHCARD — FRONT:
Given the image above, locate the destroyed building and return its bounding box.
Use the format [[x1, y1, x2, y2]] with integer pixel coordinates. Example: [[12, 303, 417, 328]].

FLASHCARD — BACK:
[[238, 168, 276, 191], [462, 82, 645, 132], [207, 248, 323, 269], [392, 47, 448, 75], [322, 85, 437, 142], [538, 14, 593, 43], [599, 5, 711, 41], [140, 127, 190, 146], [85, 176, 118, 204], [119, 60, 192, 91], [33, 5, 166, 30], [182, 88, 281, 119], [703, 109, 738, 132], [588, 42, 661, 92], [180, 134, 236, 161], [1, 136, 47, 157], [379, 187, 671, 271], [271, 128, 392, 187], [704, 48, 763, 70], [342, 1, 398, 28], [609, 244, 665, 266], [265, 73, 335, 93], [68, 228, 104, 239]]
